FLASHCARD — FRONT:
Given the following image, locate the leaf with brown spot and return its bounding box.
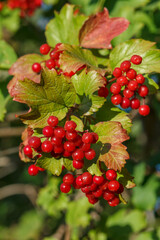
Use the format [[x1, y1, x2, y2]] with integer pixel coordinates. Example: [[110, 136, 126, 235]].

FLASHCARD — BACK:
[[79, 8, 129, 49]]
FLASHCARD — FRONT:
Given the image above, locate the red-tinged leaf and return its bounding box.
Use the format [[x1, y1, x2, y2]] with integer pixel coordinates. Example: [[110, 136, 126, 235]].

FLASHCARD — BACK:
[[19, 127, 33, 162], [8, 54, 44, 97], [91, 121, 130, 171], [79, 8, 129, 49]]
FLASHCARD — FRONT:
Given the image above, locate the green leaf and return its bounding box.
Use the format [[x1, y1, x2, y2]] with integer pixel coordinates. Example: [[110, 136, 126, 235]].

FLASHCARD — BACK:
[[14, 69, 76, 128], [117, 168, 136, 189], [0, 40, 17, 70], [133, 162, 146, 185], [63, 158, 75, 172], [91, 121, 129, 171], [145, 75, 159, 94], [135, 232, 153, 240], [87, 162, 102, 176], [70, 115, 84, 132], [45, 4, 87, 47], [110, 39, 160, 74], [0, 91, 10, 121], [1, 7, 20, 33], [96, 102, 132, 133], [71, 70, 106, 116], [59, 44, 107, 75]]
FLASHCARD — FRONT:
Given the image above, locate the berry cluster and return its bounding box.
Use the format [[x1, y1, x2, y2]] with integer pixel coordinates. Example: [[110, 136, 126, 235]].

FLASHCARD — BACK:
[[60, 169, 124, 207], [32, 43, 85, 77], [23, 116, 98, 175], [110, 55, 150, 116], [7, 0, 41, 16]]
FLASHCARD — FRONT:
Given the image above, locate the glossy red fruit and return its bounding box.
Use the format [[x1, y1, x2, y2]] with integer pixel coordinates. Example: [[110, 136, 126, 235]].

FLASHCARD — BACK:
[[131, 55, 142, 65], [138, 85, 149, 97], [72, 149, 84, 161], [47, 116, 59, 127], [108, 196, 120, 207], [50, 50, 61, 60], [64, 120, 77, 131], [92, 188, 103, 198], [41, 140, 53, 153], [28, 165, 39, 176], [117, 76, 128, 86], [127, 80, 139, 91], [88, 196, 99, 204], [37, 167, 45, 171], [66, 130, 77, 141], [64, 141, 76, 152], [98, 87, 109, 98], [100, 179, 109, 191], [106, 169, 117, 181], [110, 83, 121, 94], [85, 149, 96, 160], [63, 173, 74, 185], [80, 143, 91, 152], [45, 59, 55, 69], [136, 74, 145, 84], [120, 97, 131, 109], [60, 183, 71, 193], [73, 160, 84, 169], [93, 175, 104, 185], [103, 190, 115, 201], [120, 60, 131, 72], [63, 71, 75, 77], [42, 126, 54, 137], [28, 136, 41, 149], [88, 183, 97, 191], [126, 69, 137, 79], [40, 44, 50, 55], [63, 150, 72, 157], [113, 67, 122, 78], [72, 179, 80, 189], [54, 127, 65, 138], [82, 132, 94, 144], [111, 94, 122, 105], [76, 175, 84, 187], [24, 145, 33, 157], [82, 172, 92, 185], [108, 180, 120, 192], [74, 135, 82, 147], [32, 63, 41, 73], [55, 43, 62, 50], [51, 136, 62, 146], [130, 98, 140, 109], [91, 132, 99, 143], [116, 183, 124, 194], [81, 186, 90, 193], [139, 105, 150, 116], [123, 88, 134, 98], [53, 144, 64, 154]]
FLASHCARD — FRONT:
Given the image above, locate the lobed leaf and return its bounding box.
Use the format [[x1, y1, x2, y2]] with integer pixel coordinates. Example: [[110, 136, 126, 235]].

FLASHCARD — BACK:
[[117, 167, 136, 189], [145, 75, 159, 94], [70, 115, 84, 132]]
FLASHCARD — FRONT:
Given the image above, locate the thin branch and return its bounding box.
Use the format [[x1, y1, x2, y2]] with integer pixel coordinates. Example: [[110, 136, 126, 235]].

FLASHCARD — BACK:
[[0, 127, 25, 137]]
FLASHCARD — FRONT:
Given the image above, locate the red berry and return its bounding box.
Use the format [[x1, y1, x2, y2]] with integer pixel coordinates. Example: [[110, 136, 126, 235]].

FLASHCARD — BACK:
[[117, 76, 128, 86], [123, 88, 134, 98], [51, 136, 62, 146], [42, 126, 54, 137], [64, 141, 76, 152], [80, 143, 91, 152], [37, 166, 45, 171], [66, 130, 77, 141], [88, 183, 97, 191], [130, 98, 140, 109], [72, 179, 80, 189], [110, 83, 121, 94], [55, 43, 62, 50], [127, 80, 139, 91], [138, 85, 149, 97], [63, 150, 72, 157], [76, 175, 84, 187], [82, 132, 93, 144], [136, 74, 145, 84], [24, 145, 32, 157], [131, 55, 142, 65], [73, 160, 84, 169], [108, 180, 120, 192], [54, 127, 65, 138], [41, 140, 53, 153], [74, 135, 82, 147], [63, 71, 75, 77], [103, 190, 115, 201], [100, 179, 109, 191], [139, 105, 150, 116], [60, 183, 71, 193], [111, 94, 122, 105], [93, 175, 104, 185], [126, 69, 137, 79], [81, 186, 91, 193], [28, 136, 41, 149], [106, 169, 117, 181], [81, 172, 92, 185], [116, 183, 124, 194], [53, 144, 64, 154], [120, 97, 130, 109], [72, 149, 84, 161], [120, 60, 131, 72], [40, 44, 50, 55], [47, 116, 59, 127], [28, 165, 39, 176], [108, 196, 120, 207], [64, 120, 77, 131], [92, 188, 103, 198], [91, 132, 99, 143], [113, 67, 122, 78], [85, 149, 96, 160], [45, 59, 56, 69], [88, 196, 99, 204], [32, 63, 41, 73], [50, 50, 61, 60], [98, 87, 109, 98], [63, 173, 74, 185]]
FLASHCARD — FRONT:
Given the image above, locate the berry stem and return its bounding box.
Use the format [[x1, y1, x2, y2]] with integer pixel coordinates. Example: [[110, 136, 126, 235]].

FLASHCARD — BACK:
[[108, 77, 117, 83], [119, 193, 127, 204]]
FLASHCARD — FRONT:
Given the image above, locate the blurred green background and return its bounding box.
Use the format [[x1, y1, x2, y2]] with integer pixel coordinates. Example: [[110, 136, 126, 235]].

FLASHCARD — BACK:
[[0, 0, 160, 239]]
